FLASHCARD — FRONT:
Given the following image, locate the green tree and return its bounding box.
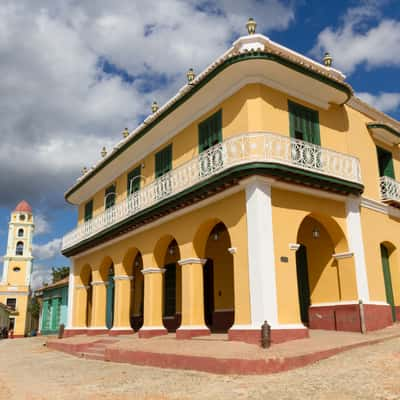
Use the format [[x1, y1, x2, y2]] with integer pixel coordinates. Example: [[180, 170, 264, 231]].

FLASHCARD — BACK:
[[51, 266, 70, 283], [28, 296, 40, 320]]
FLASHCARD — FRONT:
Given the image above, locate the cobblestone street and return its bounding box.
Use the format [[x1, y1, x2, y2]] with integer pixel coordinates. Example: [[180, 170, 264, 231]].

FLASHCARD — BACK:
[[1, 336, 400, 399]]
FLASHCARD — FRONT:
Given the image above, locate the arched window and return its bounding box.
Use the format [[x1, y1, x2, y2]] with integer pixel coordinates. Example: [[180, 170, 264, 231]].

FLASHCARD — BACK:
[[18, 228, 24, 237], [16, 241, 24, 256]]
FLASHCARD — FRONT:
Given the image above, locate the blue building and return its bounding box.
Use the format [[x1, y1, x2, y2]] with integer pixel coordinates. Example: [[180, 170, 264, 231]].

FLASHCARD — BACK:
[[37, 277, 68, 335]]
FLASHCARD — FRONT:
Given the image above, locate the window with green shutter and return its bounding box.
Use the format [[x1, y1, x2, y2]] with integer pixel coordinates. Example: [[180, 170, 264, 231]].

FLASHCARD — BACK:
[[84, 200, 93, 222], [289, 101, 321, 145], [377, 147, 395, 179], [104, 184, 116, 209], [155, 145, 172, 178], [127, 166, 141, 195], [198, 110, 222, 153]]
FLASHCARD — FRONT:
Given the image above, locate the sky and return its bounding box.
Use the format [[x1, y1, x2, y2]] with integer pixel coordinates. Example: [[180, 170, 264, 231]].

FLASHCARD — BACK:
[[0, 0, 399, 288]]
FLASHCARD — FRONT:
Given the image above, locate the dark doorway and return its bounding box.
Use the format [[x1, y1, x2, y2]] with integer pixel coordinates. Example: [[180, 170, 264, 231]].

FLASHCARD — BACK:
[[203, 259, 214, 329], [296, 244, 311, 324]]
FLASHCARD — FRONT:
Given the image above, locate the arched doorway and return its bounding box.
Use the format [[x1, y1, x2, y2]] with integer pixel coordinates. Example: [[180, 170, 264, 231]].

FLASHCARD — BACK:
[[380, 243, 396, 322], [131, 252, 144, 331], [203, 222, 234, 333], [86, 271, 93, 327], [295, 215, 348, 325], [106, 264, 115, 330], [161, 239, 181, 332]]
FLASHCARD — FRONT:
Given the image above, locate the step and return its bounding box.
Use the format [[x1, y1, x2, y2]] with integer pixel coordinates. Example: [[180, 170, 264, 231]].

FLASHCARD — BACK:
[[84, 347, 106, 354], [80, 352, 104, 361]]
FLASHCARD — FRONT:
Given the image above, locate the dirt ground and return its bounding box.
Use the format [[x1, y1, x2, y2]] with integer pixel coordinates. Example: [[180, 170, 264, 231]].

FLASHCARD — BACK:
[[1, 336, 400, 400]]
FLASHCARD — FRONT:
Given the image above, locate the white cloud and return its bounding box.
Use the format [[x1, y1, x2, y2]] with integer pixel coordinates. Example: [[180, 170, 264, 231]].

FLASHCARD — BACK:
[[0, 0, 295, 211], [30, 264, 52, 290], [33, 238, 62, 260], [357, 92, 400, 113], [34, 214, 51, 235], [311, 2, 400, 74]]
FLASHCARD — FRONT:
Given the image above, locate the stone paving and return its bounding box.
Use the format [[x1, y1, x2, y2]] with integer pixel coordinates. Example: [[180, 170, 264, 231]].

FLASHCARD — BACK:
[[0, 331, 400, 399]]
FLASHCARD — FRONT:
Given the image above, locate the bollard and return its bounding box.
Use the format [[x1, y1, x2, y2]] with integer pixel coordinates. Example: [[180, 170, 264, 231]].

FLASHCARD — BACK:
[[58, 323, 65, 339], [261, 320, 271, 348]]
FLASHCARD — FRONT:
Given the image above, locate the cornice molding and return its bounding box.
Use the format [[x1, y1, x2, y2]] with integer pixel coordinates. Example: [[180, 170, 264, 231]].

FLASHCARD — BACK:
[[178, 258, 207, 266]]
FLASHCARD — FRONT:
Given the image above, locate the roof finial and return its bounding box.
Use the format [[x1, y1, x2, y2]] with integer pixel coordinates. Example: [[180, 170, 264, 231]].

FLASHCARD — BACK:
[[187, 68, 195, 84], [101, 146, 107, 158], [151, 101, 159, 113], [323, 52, 333, 67], [246, 17, 256, 35], [122, 127, 129, 138]]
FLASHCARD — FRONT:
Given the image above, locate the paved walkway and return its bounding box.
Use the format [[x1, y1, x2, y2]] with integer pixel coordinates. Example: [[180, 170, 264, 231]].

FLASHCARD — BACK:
[[1, 334, 400, 399], [47, 324, 400, 374]]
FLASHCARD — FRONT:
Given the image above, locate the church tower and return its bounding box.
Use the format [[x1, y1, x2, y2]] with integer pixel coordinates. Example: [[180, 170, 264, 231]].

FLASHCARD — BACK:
[[0, 201, 34, 336]]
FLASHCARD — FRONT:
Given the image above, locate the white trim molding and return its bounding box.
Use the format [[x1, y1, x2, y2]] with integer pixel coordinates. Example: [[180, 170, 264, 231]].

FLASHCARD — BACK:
[[289, 243, 301, 251], [141, 268, 166, 275], [177, 258, 207, 266], [91, 281, 109, 286], [110, 326, 134, 331], [346, 197, 370, 302], [139, 325, 166, 330], [113, 275, 134, 281], [227, 247, 237, 255], [245, 177, 279, 328], [333, 251, 354, 260], [75, 284, 90, 289], [310, 300, 389, 307]]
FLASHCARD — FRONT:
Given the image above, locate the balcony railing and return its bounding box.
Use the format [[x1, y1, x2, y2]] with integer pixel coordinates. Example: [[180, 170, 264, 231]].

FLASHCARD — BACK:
[[62, 132, 362, 251], [380, 176, 400, 204]]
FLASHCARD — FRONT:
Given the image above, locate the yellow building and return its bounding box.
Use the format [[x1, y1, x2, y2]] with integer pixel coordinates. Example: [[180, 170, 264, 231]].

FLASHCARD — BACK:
[[62, 20, 400, 345], [0, 201, 35, 337]]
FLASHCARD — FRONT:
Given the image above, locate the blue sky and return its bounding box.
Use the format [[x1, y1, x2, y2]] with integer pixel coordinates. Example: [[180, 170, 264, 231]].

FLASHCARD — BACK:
[[0, 0, 399, 288]]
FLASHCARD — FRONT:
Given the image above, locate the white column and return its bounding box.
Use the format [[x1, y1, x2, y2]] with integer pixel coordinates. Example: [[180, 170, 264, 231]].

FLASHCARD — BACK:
[[1, 258, 9, 283], [245, 177, 278, 328], [346, 197, 370, 302], [66, 261, 75, 329]]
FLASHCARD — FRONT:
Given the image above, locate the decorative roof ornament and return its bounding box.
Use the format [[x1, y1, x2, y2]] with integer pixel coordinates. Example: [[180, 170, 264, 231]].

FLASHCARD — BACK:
[[323, 52, 333, 67], [187, 68, 195, 84], [246, 18, 256, 35], [101, 147, 107, 158], [82, 166, 88, 174], [151, 101, 159, 113], [122, 127, 129, 138]]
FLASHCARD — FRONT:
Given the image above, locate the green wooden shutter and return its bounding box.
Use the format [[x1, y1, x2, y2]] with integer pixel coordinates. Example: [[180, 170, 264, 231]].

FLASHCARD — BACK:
[[127, 166, 141, 195], [198, 110, 222, 153], [51, 297, 60, 331], [84, 200, 93, 222], [155, 145, 172, 178], [41, 300, 49, 332], [288, 101, 320, 145], [105, 184, 116, 209], [164, 263, 176, 317], [106, 267, 115, 329], [380, 244, 396, 322], [377, 147, 395, 179]]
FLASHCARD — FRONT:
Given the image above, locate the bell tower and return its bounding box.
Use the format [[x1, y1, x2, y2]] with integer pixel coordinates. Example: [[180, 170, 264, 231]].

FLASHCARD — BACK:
[[0, 201, 34, 337], [1, 201, 35, 286]]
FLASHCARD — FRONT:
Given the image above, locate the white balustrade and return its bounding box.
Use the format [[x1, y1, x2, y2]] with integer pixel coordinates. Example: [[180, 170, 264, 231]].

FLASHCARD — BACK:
[[380, 176, 400, 203], [62, 132, 362, 250]]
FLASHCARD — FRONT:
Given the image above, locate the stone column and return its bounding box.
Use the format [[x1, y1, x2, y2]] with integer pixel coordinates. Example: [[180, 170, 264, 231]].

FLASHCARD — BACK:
[[110, 275, 134, 335], [176, 258, 210, 339], [229, 177, 279, 344], [66, 262, 75, 330], [346, 197, 370, 302], [73, 285, 88, 328], [89, 281, 108, 334], [138, 268, 167, 338]]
